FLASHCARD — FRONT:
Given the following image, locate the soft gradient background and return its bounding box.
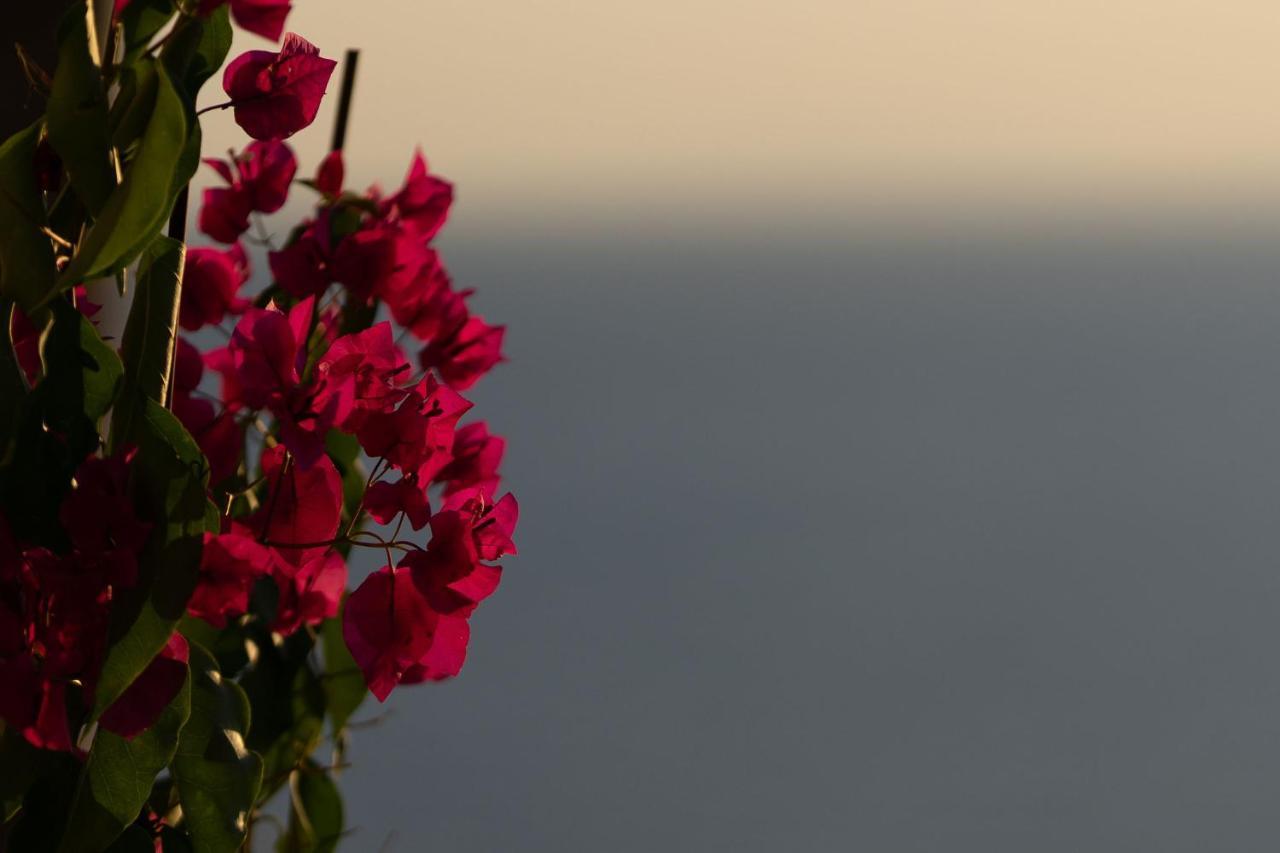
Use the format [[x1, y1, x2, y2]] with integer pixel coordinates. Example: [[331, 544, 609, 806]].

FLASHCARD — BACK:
[[194, 2, 1280, 850]]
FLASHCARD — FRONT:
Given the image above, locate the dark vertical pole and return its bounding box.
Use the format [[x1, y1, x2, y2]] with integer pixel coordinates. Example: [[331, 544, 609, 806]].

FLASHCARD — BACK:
[[330, 49, 360, 152]]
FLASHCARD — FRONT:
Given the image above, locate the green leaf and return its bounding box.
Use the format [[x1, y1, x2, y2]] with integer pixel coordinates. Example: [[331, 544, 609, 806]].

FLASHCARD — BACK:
[[240, 631, 325, 805], [162, 6, 232, 104], [58, 668, 191, 853], [118, 0, 177, 62], [0, 722, 58, 808], [0, 299, 121, 546], [276, 760, 344, 853], [47, 6, 116, 216], [110, 234, 185, 453], [104, 826, 159, 853], [172, 643, 263, 853], [108, 60, 160, 151], [55, 61, 186, 292], [40, 298, 124, 428], [5, 758, 82, 853], [320, 608, 365, 737], [0, 121, 57, 313], [94, 401, 214, 719]]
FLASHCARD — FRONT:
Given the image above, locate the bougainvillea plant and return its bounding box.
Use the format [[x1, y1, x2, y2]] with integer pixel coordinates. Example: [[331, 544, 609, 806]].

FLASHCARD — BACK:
[[0, 1, 517, 850]]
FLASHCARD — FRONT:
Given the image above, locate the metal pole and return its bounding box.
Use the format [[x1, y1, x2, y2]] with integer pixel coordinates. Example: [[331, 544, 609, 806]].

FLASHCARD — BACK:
[[329, 49, 360, 152]]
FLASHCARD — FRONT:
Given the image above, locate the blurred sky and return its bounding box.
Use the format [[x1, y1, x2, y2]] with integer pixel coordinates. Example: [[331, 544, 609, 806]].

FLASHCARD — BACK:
[[191, 3, 1280, 850], [198, 0, 1280, 229]]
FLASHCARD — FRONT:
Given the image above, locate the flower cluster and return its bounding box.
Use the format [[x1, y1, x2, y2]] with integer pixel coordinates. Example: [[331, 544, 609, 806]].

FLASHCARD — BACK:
[[0, 458, 188, 751], [0, 16, 517, 760], [185, 139, 516, 701]]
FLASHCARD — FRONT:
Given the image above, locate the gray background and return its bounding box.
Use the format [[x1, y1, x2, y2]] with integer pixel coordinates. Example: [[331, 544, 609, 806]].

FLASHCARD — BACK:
[[321, 224, 1280, 851]]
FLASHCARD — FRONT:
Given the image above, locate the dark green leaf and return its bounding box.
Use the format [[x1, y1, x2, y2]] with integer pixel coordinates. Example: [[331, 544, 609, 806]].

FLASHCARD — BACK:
[[0, 722, 60, 807], [0, 299, 121, 546], [108, 61, 160, 151], [276, 760, 344, 853], [0, 121, 57, 313], [320, 609, 365, 737], [158, 826, 195, 853], [55, 61, 186, 291], [58, 668, 191, 853], [104, 826, 158, 853], [5, 757, 82, 853], [47, 6, 116, 216], [241, 631, 326, 805], [172, 643, 263, 853], [110, 234, 185, 453], [94, 401, 213, 718], [162, 6, 232, 104], [40, 299, 124, 426], [178, 614, 250, 680], [118, 0, 177, 62]]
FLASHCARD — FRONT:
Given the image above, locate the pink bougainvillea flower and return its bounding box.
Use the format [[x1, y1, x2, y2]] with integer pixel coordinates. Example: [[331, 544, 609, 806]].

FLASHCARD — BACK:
[[198, 0, 293, 42], [364, 477, 431, 530], [200, 141, 297, 243], [384, 150, 453, 241], [22, 680, 73, 752], [437, 487, 519, 563], [257, 444, 343, 565], [59, 455, 151, 589], [314, 150, 344, 195], [419, 313, 506, 391], [436, 421, 505, 496], [222, 33, 337, 140], [222, 297, 341, 463], [99, 634, 189, 738], [172, 332, 245, 486], [311, 322, 409, 432], [271, 549, 346, 634], [226, 301, 304, 407], [355, 373, 471, 480], [342, 565, 438, 701], [179, 244, 251, 331], [199, 186, 251, 244], [172, 390, 244, 487], [188, 532, 278, 627], [173, 336, 205, 393], [268, 215, 332, 297], [331, 223, 431, 304], [398, 616, 470, 683]]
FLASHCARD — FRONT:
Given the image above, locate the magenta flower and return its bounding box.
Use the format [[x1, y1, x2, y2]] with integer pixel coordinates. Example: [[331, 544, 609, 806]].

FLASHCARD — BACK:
[[364, 477, 432, 531], [311, 322, 409, 432], [187, 532, 278, 627], [271, 550, 346, 634], [222, 33, 337, 140], [342, 565, 438, 701], [384, 150, 454, 240], [314, 150, 344, 195], [419, 313, 506, 391], [199, 0, 293, 41], [200, 141, 297, 243], [257, 444, 344, 565], [436, 422, 505, 496], [268, 215, 332, 297], [179, 244, 251, 331], [355, 373, 471, 481]]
